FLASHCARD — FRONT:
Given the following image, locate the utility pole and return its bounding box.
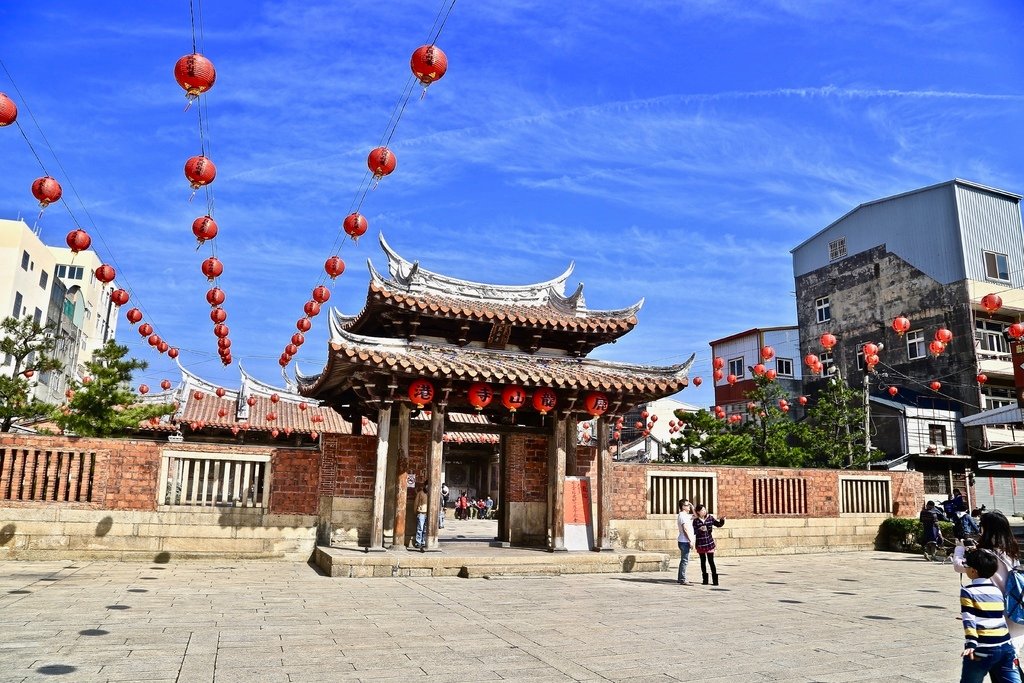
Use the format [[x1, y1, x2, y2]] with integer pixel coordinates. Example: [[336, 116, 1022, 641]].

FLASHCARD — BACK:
[[863, 371, 871, 462]]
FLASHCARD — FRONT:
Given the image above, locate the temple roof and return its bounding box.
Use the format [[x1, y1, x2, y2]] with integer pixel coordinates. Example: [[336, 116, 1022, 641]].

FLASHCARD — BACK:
[[333, 235, 644, 339], [297, 326, 694, 400]]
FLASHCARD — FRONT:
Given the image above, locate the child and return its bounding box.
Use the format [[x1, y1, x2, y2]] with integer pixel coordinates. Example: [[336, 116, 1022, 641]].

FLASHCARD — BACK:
[[692, 504, 726, 585], [959, 546, 1022, 683]]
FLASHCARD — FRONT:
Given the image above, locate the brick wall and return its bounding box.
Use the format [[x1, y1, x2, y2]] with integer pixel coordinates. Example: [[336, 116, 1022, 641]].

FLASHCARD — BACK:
[[320, 433, 376, 498], [269, 448, 321, 514]]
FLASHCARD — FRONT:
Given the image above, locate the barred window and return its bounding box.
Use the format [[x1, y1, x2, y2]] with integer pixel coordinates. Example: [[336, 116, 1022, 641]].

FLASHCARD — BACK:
[[828, 237, 847, 261]]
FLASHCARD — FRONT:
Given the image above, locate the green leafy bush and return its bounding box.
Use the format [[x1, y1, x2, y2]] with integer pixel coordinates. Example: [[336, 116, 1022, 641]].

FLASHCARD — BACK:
[[877, 517, 955, 551]]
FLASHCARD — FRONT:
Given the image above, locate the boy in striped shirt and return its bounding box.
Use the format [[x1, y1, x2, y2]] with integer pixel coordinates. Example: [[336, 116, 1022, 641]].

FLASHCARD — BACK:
[[960, 547, 1022, 683]]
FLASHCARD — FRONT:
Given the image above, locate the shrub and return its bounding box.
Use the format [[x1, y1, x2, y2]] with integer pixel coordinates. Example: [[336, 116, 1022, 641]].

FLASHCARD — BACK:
[[877, 517, 955, 552]]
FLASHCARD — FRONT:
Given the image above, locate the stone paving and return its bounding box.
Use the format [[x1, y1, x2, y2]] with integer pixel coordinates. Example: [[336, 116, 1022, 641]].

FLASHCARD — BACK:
[[0, 550, 968, 682]]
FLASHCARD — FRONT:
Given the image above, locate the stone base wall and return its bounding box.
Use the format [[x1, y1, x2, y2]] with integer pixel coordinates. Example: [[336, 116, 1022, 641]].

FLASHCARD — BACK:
[[508, 501, 546, 547], [611, 514, 892, 556], [318, 495, 371, 547], [0, 506, 316, 561]]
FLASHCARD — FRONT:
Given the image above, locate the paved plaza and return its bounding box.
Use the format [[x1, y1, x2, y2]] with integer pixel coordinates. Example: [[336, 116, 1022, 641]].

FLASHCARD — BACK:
[[0, 550, 967, 682]]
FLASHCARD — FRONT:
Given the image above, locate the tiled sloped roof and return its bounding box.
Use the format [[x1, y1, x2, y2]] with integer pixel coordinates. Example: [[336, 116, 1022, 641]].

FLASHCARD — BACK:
[[302, 327, 693, 397], [137, 393, 358, 434], [361, 281, 638, 334]]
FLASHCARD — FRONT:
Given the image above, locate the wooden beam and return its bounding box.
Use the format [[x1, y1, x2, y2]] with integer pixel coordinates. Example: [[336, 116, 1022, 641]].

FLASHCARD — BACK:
[[497, 433, 512, 546], [409, 420, 550, 436], [565, 413, 578, 476], [425, 406, 445, 551], [549, 415, 567, 552], [369, 403, 392, 551], [595, 416, 613, 551], [391, 402, 411, 548]]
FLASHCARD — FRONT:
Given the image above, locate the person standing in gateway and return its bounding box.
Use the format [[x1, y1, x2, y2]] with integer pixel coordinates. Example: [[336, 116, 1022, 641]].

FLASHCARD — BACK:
[[677, 500, 695, 586], [414, 482, 428, 551]]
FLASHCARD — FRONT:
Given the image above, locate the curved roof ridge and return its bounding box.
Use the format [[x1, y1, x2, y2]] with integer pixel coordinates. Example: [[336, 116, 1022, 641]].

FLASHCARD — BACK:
[[238, 362, 306, 403], [377, 232, 575, 302], [175, 357, 237, 396]]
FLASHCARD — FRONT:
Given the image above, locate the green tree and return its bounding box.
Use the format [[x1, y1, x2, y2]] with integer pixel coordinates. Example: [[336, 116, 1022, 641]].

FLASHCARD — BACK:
[[741, 374, 806, 467], [794, 373, 878, 468], [0, 316, 64, 432], [52, 340, 173, 437], [664, 408, 756, 465]]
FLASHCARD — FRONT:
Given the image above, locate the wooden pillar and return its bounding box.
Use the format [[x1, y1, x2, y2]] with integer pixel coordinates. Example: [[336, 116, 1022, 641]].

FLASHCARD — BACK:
[[565, 413, 578, 476], [369, 403, 392, 551], [548, 415, 567, 552], [496, 433, 512, 546], [425, 406, 445, 551], [390, 403, 411, 548], [595, 415, 614, 551]]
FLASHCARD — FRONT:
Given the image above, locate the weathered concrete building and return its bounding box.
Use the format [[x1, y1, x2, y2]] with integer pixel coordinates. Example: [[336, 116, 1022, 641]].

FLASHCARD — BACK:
[[791, 179, 1024, 507]]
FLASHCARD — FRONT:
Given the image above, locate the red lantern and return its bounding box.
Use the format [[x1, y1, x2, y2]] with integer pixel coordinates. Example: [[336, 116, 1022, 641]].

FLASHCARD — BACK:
[[650, 414, 659, 423], [766, 369, 778, 381], [213, 323, 229, 338], [206, 287, 225, 306], [194, 391, 204, 400], [192, 215, 218, 244], [928, 340, 945, 356], [297, 318, 312, 332], [304, 300, 321, 317], [218, 408, 228, 418], [727, 374, 738, 385], [246, 396, 257, 407], [324, 256, 346, 279], [712, 357, 725, 370], [410, 45, 448, 87], [713, 369, 723, 382], [752, 363, 766, 376], [174, 53, 216, 98], [184, 155, 216, 189], [215, 387, 226, 398], [312, 286, 330, 304], [760, 346, 775, 361], [408, 379, 435, 408], [65, 229, 91, 253], [138, 384, 149, 395], [367, 147, 396, 179], [820, 333, 837, 350], [230, 426, 240, 436], [82, 376, 92, 385], [1009, 323, 1024, 340], [126, 308, 143, 324], [110, 289, 130, 306], [613, 430, 621, 440], [218, 338, 231, 349], [201, 257, 223, 280], [270, 429, 280, 439], [981, 293, 1003, 314], [210, 308, 227, 323], [532, 387, 557, 415], [635, 421, 644, 429], [930, 381, 941, 391], [299, 402, 307, 411], [892, 316, 910, 336], [640, 410, 649, 419], [309, 431, 319, 441], [0, 92, 17, 126], [285, 343, 298, 356], [866, 354, 879, 368], [148, 334, 161, 347], [291, 333, 304, 346], [934, 328, 953, 344], [266, 412, 276, 422], [977, 373, 988, 384], [33, 176, 62, 207], [804, 353, 818, 368], [270, 393, 280, 404], [343, 213, 368, 240], [278, 355, 290, 367], [160, 379, 172, 391], [888, 386, 898, 397], [501, 385, 527, 412], [95, 264, 116, 283], [692, 377, 702, 387], [862, 343, 879, 357], [467, 382, 494, 410], [138, 323, 153, 336], [167, 347, 179, 359], [798, 396, 808, 406]]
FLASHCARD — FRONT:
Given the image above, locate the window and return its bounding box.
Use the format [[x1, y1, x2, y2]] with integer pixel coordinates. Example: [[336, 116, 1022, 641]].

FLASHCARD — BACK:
[[32, 308, 42, 325], [928, 424, 948, 447], [728, 357, 744, 379], [776, 358, 793, 377], [819, 351, 834, 376], [56, 264, 67, 278], [984, 251, 1010, 281], [976, 319, 1009, 356], [828, 237, 847, 261], [983, 387, 1015, 411], [12, 291, 22, 318], [856, 350, 865, 371], [906, 330, 926, 360], [21, 250, 30, 270], [67, 266, 84, 280], [39, 271, 48, 289], [815, 296, 831, 323]]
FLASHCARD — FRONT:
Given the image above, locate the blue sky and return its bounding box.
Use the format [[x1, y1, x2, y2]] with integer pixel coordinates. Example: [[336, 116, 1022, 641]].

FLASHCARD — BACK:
[[1, 0, 1022, 408]]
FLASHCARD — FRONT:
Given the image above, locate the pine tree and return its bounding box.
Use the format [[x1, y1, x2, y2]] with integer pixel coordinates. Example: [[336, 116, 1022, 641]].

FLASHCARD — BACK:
[[0, 316, 63, 432], [795, 373, 878, 468], [741, 374, 805, 467], [52, 340, 174, 437]]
